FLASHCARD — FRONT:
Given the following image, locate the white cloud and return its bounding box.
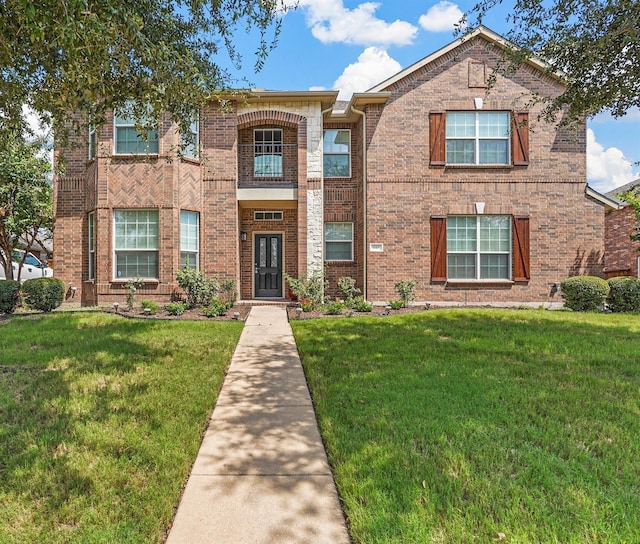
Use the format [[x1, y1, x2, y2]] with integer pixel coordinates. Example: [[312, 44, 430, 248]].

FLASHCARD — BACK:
[[587, 128, 639, 193], [333, 47, 402, 100], [418, 1, 465, 33], [291, 0, 418, 47]]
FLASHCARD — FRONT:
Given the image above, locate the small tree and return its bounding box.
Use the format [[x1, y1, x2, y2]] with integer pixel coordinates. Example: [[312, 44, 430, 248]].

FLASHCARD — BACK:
[[618, 187, 640, 248], [0, 136, 53, 281]]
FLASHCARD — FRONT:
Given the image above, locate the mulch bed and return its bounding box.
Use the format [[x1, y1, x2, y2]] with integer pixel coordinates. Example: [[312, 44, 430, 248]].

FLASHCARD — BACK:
[[286, 304, 430, 321], [114, 304, 253, 321]]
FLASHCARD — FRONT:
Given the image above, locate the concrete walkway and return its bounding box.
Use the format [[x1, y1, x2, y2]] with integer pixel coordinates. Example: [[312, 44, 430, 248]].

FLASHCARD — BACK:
[[166, 305, 351, 544]]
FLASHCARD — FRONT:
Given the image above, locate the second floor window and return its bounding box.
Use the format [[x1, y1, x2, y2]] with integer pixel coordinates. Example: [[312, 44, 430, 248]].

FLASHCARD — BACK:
[[446, 112, 510, 165], [323, 129, 351, 177], [254, 128, 283, 177], [180, 117, 199, 159], [89, 125, 96, 159], [114, 102, 159, 155]]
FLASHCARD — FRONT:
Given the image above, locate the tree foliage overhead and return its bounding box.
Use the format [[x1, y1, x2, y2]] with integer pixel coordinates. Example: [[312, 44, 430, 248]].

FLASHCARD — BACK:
[[463, 0, 640, 123], [0, 137, 53, 281], [0, 0, 288, 142]]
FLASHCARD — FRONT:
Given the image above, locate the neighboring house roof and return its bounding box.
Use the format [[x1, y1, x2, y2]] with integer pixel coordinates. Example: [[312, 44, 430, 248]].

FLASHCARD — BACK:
[[586, 186, 625, 210], [604, 178, 640, 206], [368, 25, 562, 94]]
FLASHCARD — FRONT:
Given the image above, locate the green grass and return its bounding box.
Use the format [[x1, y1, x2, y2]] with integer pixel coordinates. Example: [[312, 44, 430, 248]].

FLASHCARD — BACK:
[[291, 309, 640, 544], [0, 312, 242, 544]]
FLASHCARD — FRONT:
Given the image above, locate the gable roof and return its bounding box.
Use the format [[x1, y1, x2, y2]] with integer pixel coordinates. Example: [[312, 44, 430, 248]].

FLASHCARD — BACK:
[[586, 186, 625, 210], [604, 178, 640, 206], [368, 25, 559, 94]]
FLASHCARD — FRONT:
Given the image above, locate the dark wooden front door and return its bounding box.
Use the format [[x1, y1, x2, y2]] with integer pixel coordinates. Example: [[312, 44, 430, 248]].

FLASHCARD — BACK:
[[254, 233, 283, 298]]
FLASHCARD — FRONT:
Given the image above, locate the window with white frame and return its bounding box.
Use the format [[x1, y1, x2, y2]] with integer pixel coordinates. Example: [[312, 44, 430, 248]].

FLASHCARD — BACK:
[[180, 116, 199, 159], [254, 128, 283, 177], [114, 102, 159, 155], [325, 222, 353, 261], [89, 125, 96, 160], [114, 209, 159, 279], [446, 112, 510, 165], [323, 129, 351, 177], [88, 212, 95, 280], [447, 216, 511, 279], [180, 210, 199, 268]]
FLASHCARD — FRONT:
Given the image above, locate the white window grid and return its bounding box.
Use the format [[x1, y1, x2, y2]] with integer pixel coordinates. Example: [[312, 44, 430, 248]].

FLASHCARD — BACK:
[[113, 209, 159, 280], [180, 210, 199, 269], [445, 112, 510, 165], [325, 222, 354, 262]]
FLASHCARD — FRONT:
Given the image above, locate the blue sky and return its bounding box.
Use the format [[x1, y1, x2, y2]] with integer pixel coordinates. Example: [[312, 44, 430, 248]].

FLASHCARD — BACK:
[[223, 0, 640, 194]]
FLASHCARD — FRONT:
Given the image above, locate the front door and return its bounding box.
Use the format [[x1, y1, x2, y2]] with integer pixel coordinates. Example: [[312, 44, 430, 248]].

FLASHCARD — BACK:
[[254, 233, 283, 298]]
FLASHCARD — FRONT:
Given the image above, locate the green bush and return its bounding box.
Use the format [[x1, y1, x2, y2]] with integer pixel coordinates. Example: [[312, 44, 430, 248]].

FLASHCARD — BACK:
[[176, 267, 218, 308], [285, 268, 327, 309], [561, 276, 609, 312], [220, 279, 238, 306], [394, 279, 417, 307], [388, 299, 405, 310], [350, 295, 373, 312], [139, 299, 159, 315], [337, 276, 361, 301], [607, 277, 640, 313], [203, 297, 230, 318], [323, 301, 345, 315], [0, 280, 21, 314], [165, 302, 188, 316], [22, 277, 65, 312]]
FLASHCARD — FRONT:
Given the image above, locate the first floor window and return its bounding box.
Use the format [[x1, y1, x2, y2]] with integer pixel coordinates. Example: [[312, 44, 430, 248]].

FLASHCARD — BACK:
[[88, 212, 95, 280], [180, 210, 199, 268], [325, 222, 353, 261], [114, 101, 159, 155], [447, 215, 511, 279], [431, 215, 529, 282], [114, 209, 159, 279]]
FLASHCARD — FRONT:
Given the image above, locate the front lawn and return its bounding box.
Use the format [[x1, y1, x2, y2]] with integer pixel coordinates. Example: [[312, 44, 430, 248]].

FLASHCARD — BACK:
[[0, 313, 242, 544], [292, 309, 640, 544]]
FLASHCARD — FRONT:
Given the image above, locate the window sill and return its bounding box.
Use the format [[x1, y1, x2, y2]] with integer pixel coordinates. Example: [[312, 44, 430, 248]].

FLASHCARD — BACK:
[[111, 279, 160, 285], [112, 154, 160, 159], [443, 164, 514, 169], [446, 279, 514, 286], [180, 156, 201, 165]]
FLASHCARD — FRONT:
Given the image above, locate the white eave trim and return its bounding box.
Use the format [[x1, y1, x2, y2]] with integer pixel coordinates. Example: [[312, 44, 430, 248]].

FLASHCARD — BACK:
[[368, 26, 559, 93], [586, 185, 625, 209], [237, 188, 298, 202]]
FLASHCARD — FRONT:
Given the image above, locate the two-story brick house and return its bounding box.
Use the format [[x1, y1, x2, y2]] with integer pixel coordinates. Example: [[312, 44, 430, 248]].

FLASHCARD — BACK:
[[54, 27, 607, 306]]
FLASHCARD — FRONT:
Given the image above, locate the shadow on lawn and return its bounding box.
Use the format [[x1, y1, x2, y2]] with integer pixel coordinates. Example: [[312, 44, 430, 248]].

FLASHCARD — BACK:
[[0, 314, 175, 526]]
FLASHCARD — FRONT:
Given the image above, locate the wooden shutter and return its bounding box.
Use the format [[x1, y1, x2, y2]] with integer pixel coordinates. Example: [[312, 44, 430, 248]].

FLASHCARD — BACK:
[[429, 111, 446, 166], [430, 216, 447, 281], [512, 216, 530, 281], [512, 111, 529, 166]]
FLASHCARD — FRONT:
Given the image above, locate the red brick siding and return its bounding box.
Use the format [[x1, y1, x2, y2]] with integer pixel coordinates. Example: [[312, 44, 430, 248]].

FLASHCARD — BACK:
[[605, 206, 640, 278]]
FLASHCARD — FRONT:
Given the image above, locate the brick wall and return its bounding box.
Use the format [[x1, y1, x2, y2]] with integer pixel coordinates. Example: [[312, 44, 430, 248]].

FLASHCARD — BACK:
[[361, 35, 600, 304], [605, 206, 640, 278]]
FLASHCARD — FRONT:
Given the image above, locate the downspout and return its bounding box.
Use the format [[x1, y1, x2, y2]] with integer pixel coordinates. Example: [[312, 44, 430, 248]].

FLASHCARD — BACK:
[[350, 106, 367, 300]]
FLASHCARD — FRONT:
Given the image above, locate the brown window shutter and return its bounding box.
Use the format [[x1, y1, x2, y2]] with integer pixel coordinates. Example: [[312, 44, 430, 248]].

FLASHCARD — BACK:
[[430, 216, 447, 281], [513, 216, 530, 281], [430, 111, 446, 166], [512, 111, 529, 166]]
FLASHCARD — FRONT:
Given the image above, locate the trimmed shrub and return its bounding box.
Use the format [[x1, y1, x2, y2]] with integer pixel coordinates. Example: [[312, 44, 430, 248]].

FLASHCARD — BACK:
[[323, 301, 345, 315], [176, 267, 218, 308], [337, 276, 361, 301], [165, 302, 188, 316], [22, 277, 65, 312], [560, 276, 609, 312], [607, 277, 640, 313], [139, 299, 159, 315], [352, 296, 373, 312], [388, 299, 405, 310], [0, 280, 21, 314], [203, 297, 230, 318], [394, 279, 417, 307]]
